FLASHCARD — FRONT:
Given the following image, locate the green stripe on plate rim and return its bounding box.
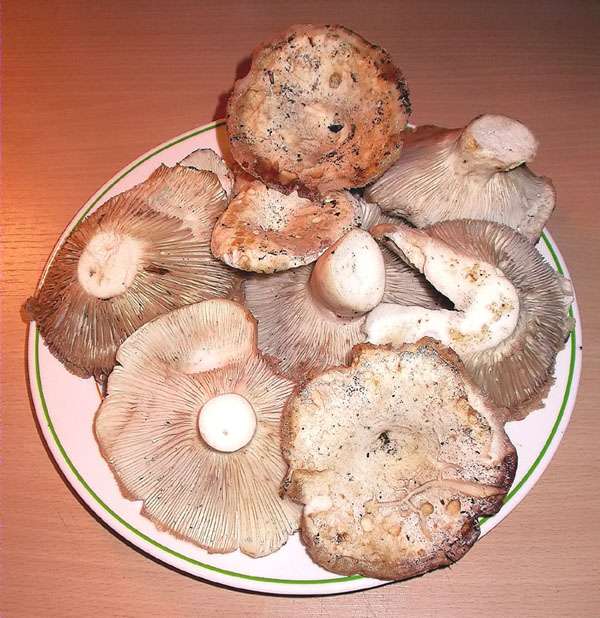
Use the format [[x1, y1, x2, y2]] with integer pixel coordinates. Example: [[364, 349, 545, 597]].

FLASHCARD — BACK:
[[34, 121, 577, 585]]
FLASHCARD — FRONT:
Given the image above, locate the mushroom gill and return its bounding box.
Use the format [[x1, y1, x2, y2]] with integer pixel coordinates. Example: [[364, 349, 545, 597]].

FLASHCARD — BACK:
[[365, 115, 555, 242], [94, 300, 300, 557], [179, 148, 235, 200], [366, 220, 574, 417], [26, 196, 240, 382]]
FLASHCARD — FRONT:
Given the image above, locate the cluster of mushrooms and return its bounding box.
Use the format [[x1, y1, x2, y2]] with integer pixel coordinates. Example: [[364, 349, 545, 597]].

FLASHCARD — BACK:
[[28, 24, 574, 582]]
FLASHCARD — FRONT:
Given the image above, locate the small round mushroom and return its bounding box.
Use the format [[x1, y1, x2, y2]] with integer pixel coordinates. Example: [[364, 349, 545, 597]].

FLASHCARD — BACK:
[[365, 115, 556, 242], [26, 197, 240, 381], [282, 340, 517, 580], [366, 220, 574, 417], [131, 163, 228, 236], [227, 24, 411, 195], [243, 225, 441, 380], [211, 181, 359, 273], [94, 300, 300, 557], [179, 148, 235, 200]]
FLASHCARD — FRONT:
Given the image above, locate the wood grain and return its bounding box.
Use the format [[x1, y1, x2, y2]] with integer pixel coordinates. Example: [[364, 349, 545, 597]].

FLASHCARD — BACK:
[[2, 1, 600, 616]]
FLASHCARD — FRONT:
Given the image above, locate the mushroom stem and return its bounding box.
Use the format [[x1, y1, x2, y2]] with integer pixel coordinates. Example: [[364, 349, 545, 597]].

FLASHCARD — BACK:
[[456, 114, 538, 177], [198, 393, 257, 453], [77, 231, 144, 299], [367, 223, 520, 355], [309, 229, 386, 318]]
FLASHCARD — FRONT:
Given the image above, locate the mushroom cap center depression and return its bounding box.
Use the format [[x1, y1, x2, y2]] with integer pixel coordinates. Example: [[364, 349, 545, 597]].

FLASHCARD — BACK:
[[198, 393, 257, 452], [78, 231, 143, 299]]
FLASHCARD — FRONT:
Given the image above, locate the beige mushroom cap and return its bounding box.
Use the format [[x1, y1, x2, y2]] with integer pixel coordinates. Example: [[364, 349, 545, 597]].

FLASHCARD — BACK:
[[227, 24, 410, 195], [368, 220, 574, 418], [282, 340, 516, 580], [95, 300, 300, 557], [26, 198, 240, 381], [365, 114, 555, 242], [211, 181, 359, 273]]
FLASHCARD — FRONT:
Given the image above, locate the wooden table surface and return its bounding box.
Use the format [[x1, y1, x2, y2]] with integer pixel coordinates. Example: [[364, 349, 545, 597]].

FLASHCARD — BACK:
[[2, 1, 600, 616]]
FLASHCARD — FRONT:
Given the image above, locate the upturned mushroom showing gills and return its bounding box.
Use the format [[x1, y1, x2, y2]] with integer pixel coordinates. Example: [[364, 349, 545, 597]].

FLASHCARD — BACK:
[[227, 24, 411, 196], [94, 300, 300, 557], [131, 162, 228, 236], [282, 340, 517, 580], [211, 181, 359, 273], [179, 148, 235, 200], [366, 220, 574, 418], [243, 227, 441, 380], [26, 197, 240, 382], [365, 115, 555, 242]]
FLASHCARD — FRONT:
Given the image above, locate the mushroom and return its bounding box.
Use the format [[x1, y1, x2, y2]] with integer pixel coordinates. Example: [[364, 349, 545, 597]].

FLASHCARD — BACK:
[[282, 340, 517, 580], [179, 148, 235, 200], [366, 220, 574, 417], [94, 300, 300, 557], [26, 197, 240, 381], [364, 115, 556, 242], [243, 225, 441, 380], [227, 24, 410, 196], [211, 181, 359, 273], [131, 163, 228, 236]]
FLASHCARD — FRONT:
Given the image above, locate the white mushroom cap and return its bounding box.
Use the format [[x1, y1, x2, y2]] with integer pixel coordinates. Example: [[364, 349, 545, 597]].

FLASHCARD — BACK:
[[367, 220, 574, 417], [365, 114, 555, 242], [95, 300, 300, 557], [211, 181, 359, 273], [282, 340, 516, 580], [26, 198, 241, 381], [310, 229, 385, 318], [179, 148, 235, 200]]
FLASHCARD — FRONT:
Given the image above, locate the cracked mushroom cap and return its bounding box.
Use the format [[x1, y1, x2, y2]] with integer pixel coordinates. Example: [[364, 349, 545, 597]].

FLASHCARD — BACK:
[[367, 220, 574, 418], [211, 181, 359, 273], [243, 223, 441, 380], [365, 115, 556, 242], [227, 24, 411, 195], [282, 340, 517, 580], [94, 300, 300, 557], [131, 163, 228, 235], [179, 148, 235, 200], [26, 197, 240, 381]]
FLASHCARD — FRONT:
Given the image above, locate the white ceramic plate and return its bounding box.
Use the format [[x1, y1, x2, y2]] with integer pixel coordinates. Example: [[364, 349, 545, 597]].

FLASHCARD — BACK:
[[28, 121, 582, 595]]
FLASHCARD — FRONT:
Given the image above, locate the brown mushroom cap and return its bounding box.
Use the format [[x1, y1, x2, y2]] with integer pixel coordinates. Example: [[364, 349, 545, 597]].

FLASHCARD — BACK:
[[211, 181, 359, 273], [282, 340, 517, 580], [26, 196, 240, 381], [369, 220, 573, 417], [227, 24, 410, 195], [94, 300, 300, 557], [365, 115, 555, 242], [179, 148, 235, 200]]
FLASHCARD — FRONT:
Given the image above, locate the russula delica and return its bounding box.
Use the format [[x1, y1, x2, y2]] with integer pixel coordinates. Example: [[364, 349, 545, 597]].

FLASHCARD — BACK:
[[227, 24, 411, 195], [282, 340, 517, 580], [244, 224, 442, 379], [366, 220, 574, 418], [365, 115, 556, 242], [94, 300, 300, 557], [27, 189, 240, 381], [179, 148, 235, 200], [211, 181, 360, 273]]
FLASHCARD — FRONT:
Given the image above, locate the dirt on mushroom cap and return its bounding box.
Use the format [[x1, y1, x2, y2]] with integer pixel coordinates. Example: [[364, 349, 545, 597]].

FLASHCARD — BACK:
[[227, 24, 410, 196], [281, 340, 516, 580]]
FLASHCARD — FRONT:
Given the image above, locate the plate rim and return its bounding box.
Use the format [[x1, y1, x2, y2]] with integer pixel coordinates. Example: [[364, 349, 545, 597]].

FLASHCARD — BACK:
[[27, 120, 583, 595]]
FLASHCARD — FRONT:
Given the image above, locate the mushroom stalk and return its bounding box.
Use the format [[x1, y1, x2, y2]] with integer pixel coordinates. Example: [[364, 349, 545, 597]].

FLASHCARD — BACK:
[[198, 393, 257, 452], [309, 229, 386, 318], [366, 224, 520, 355]]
